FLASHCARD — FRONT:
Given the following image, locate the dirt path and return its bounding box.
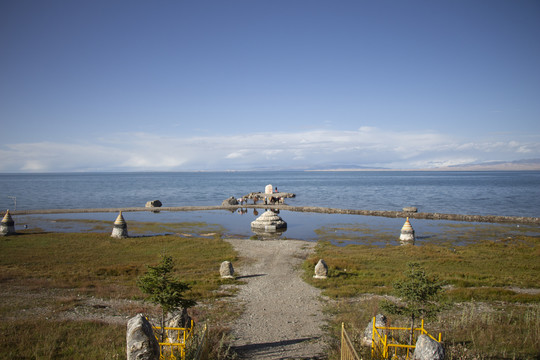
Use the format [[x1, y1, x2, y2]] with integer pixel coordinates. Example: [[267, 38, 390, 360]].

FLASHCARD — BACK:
[[225, 239, 327, 360]]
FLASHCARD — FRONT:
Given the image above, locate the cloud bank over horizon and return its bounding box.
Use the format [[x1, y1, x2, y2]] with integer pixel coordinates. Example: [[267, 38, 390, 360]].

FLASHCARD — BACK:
[[1, 127, 538, 173]]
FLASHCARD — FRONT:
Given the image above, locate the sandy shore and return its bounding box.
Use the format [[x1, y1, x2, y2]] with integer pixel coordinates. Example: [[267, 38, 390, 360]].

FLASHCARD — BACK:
[[225, 238, 327, 360]]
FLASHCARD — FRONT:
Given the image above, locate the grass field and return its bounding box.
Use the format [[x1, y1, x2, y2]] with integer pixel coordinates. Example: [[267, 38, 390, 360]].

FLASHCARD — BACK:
[[0, 223, 238, 359], [304, 228, 540, 359], [1, 219, 539, 359]]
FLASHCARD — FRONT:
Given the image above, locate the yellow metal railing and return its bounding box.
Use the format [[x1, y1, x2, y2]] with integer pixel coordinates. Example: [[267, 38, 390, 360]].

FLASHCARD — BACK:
[[341, 323, 361, 360], [371, 318, 442, 360], [152, 320, 194, 360]]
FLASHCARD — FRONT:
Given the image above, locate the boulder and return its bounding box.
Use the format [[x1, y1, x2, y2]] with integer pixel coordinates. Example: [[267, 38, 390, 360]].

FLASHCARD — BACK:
[[403, 207, 418, 213], [166, 308, 192, 343], [313, 259, 328, 279], [220, 261, 235, 279], [145, 200, 162, 208], [362, 314, 387, 346], [126, 314, 160, 360], [413, 334, 444, 360], [222, 196, 238, 206]]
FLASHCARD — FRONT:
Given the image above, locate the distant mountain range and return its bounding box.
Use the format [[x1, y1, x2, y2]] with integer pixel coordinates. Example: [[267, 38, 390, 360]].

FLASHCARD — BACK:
[[306, 159, 540, 171], [436, 158, 540, 171]]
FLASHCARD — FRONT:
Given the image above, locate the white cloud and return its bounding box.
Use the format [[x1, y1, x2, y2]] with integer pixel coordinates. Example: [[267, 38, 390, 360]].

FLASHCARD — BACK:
[[0, 128, 538, 172]]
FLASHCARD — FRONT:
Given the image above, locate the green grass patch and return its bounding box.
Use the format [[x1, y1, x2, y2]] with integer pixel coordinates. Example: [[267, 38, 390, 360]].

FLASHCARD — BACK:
[[0, 319, 125, 359], [305, 235, 540, 300], [307, 234, 540, 359], [0, 231, 236, 300], [0, 230, 239, 359]]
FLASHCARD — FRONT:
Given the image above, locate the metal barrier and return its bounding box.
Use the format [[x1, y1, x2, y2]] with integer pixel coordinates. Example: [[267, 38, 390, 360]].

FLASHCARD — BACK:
[[371, 317, 442, 360], [152, 320, 194, 360], [341, 323, 361, 360]]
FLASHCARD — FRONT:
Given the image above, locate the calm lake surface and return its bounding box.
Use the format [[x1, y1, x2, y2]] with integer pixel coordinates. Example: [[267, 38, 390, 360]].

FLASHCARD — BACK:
[[1, 171, 539, 244]]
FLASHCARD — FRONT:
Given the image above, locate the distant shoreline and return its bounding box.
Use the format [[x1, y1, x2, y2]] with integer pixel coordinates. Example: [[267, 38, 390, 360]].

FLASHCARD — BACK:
[[7, 205, 539, 225]]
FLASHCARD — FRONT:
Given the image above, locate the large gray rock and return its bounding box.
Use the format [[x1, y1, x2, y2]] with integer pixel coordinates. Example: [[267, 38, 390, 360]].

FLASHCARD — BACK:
[[166, 308, 192, 343], [220, 261, 235, 279], [145, 200, 162, 208], [222, 196, 238, 206], [126, 314, 160, 360], [413, 334, 444, 360], [403, 207, 418, 213], [313, 259, 328, 279], [362, 314, 387, 346]]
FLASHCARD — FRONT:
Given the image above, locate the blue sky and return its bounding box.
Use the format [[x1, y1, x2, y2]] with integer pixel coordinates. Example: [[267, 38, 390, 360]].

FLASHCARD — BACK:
[[1, 0, 539, 172]]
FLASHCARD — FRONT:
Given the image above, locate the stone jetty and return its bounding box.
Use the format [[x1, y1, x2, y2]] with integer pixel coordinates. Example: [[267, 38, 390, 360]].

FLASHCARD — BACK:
[[6, 205, 539, 225]]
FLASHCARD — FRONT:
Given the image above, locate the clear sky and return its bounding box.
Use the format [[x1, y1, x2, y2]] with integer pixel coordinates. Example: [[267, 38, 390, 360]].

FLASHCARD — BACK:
[[1, 0, 539, 172]]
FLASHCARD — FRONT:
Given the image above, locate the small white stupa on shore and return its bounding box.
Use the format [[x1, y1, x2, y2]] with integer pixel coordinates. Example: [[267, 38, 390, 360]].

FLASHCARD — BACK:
[[111, 211, 128, 238], [1, 210, 16, 236], [399, 217, 415, 245]]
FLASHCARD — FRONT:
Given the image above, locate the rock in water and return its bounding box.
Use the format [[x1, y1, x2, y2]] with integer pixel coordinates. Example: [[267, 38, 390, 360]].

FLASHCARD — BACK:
[[126, 314, 160, 360], [222, 196, 238, 206], [413, 334, 444, 360], [220, 261, 235, 279], [362, 314, 387, 346], [313, 259, 328, 279], [145, 200, 162, 208]]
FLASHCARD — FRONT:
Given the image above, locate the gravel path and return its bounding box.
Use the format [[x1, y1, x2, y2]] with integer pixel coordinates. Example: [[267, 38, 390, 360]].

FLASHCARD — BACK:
[[226, 239, 327, 360]]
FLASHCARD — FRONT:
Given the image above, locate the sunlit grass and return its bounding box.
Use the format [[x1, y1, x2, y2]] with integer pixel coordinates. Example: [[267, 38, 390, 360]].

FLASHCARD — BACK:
[[0, 229, 238, 359], [306, 233, 540, 359]]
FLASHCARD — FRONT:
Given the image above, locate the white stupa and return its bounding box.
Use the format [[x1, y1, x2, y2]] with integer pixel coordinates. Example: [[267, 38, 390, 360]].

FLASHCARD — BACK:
[[1, 210, 16, 236], [111, 211, 129, 238], [250, 210, 287, 233], [399, 217, 415, 244]]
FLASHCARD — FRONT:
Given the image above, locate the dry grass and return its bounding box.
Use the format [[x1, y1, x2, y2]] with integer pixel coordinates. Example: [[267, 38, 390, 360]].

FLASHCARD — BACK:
[[305, 233, 540, 359], [0, 229, 238, 359]]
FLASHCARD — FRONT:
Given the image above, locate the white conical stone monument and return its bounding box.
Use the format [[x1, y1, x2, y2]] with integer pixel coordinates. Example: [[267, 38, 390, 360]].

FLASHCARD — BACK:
[[250, 210, 287, 232], [399, 217, 415, 244], [1, 210, 16, 236], [111, 211, 128, 238]]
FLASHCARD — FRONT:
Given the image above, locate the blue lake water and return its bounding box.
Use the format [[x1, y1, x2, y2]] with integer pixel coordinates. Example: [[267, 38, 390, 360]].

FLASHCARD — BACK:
[[1, 171, 539, 244]]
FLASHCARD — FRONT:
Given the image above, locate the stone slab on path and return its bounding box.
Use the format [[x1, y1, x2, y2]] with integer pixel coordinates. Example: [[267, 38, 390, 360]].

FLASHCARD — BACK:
[[226, 239, 326, 360]]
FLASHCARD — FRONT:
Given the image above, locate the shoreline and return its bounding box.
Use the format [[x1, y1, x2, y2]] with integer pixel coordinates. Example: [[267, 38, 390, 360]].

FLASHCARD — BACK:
[[6, 205, 539, 225]]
